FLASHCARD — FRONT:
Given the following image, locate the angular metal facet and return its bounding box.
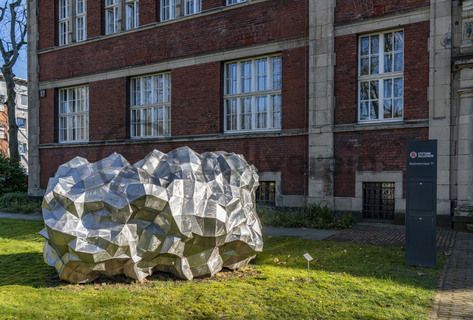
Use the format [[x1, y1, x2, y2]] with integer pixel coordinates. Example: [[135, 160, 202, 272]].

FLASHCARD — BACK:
[[41, 147, 263, 283]]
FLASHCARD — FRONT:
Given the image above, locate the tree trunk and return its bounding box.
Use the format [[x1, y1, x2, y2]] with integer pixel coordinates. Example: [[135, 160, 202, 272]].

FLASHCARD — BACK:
[[2, 67, 20, 163]]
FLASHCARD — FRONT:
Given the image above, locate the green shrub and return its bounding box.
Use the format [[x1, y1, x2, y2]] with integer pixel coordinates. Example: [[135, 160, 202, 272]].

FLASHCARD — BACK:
[[0, 155, 27, 194], [258, 204, 355, 230], [0, 192, 41, 213]]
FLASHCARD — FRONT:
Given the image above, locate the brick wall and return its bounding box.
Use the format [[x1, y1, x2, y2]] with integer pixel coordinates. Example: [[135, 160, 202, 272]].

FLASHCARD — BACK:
[[335, 0, 429, 24], [89, 78, 128, 141], [171, 62, 222, 135], [39, 46, 308, 144], [334, 128, 428, 197], [39, 135, 308, 195], [334, 21, 430, 124], [39, 88, 56, 145], [38, 0, 56, 49], [0, 106, 8, 156], [140, 0, 158, 25], [38, 0, 307, 81]]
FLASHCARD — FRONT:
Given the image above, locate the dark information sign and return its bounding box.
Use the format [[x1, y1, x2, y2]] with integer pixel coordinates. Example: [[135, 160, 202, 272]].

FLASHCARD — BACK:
[[405, 140, 437, 267]]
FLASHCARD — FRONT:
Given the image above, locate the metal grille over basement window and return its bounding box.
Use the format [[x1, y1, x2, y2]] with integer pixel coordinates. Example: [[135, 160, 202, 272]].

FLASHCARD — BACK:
[[362, 182, 395, 220], [256, 181, 276, 205]]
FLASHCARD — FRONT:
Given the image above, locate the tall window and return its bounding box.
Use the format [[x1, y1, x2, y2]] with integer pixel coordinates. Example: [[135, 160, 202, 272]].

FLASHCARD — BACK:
[[59, 86, 89, 143], [58, 0, 87, 46], [58, 0, 70, 45], [105, 0, 139, 34], [161, 0, 177, 21], [184, 0, 201, 16], [358, 30, 404, 122], [130, 73, 171, 138], [224, 55, 282, 132], [75, 0, 87, 41], [105, 0, 120, 34], [125, 0, 139, 30], [227, 0, 247, 5]]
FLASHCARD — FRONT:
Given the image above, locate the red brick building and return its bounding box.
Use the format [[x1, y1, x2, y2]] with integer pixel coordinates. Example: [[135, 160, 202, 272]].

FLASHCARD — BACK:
[[28, 0, 473, 226]]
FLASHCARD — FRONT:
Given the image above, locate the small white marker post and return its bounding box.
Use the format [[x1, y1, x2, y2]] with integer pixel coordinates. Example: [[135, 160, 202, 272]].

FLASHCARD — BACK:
[[303, 253, 314, 281]]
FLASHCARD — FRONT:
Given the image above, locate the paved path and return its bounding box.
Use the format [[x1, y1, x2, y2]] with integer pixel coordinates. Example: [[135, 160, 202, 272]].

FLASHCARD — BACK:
[[263, 227, 337, 240], [328, 223, 456, 252], [431, 232, 473, 320], [0, 212, 42, 221]]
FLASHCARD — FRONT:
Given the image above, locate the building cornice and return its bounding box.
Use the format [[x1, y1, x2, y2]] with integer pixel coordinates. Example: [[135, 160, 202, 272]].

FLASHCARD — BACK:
[[335, 6, 430, 36], [333, 119, 429, 133], [38, 38, 307, 89], [38, 129, 308, 150]]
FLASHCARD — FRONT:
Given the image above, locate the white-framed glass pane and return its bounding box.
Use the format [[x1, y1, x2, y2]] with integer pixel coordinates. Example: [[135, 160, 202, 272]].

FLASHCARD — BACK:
[[130, 73, 171, 138], [358, 30, 404, 122], [224, 55, 281, 132], [272, 56, 282, 90], [226, 63, 238, 95], [58, 86, 89, 143], [256, 96, 267, 129], [227, 0, 247, 5], [240, 97, 252, 130], [241, 61, 252, 93], [184, 0, 201, 15], [256, 58, 268, 91], [272, 94, 281, 129], [125, 0, 139, 30], [162, 0, 176, 21]]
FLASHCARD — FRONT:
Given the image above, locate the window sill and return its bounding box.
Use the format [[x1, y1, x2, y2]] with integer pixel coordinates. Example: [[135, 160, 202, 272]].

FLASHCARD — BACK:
[[333, 119, 429, 133], [38, 129, 307, 149]]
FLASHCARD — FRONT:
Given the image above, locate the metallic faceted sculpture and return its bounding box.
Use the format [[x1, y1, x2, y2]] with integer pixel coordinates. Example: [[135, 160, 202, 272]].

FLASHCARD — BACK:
[[40, 147, 263, 283]]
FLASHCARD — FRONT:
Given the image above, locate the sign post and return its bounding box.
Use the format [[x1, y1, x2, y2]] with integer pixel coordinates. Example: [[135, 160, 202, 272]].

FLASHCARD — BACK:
[[405, 140, 437, 267]]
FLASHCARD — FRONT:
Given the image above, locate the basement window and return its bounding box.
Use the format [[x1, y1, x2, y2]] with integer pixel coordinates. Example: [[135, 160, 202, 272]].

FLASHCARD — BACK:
[[256, 181, 276, 206], [362, 182, 395, 220]]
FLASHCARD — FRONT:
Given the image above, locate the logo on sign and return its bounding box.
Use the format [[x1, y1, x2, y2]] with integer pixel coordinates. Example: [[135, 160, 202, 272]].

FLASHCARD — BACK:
[[410, 151, 418, 159]]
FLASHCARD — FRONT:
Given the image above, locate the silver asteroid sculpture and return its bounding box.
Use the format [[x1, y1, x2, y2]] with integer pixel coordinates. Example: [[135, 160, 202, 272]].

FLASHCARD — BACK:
[[40, 147, 263, 283]]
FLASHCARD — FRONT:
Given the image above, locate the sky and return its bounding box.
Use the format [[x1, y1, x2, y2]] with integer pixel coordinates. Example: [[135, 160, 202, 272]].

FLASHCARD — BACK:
[[12, 48, 27, 79]]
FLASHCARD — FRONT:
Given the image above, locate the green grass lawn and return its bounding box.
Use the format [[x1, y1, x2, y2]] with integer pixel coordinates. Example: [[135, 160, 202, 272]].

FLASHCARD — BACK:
[[0, 219, 442, 320]]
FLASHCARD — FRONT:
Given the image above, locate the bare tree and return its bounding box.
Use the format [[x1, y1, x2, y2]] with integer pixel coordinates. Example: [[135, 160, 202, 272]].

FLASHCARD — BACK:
[[0, 0, 27, 163]]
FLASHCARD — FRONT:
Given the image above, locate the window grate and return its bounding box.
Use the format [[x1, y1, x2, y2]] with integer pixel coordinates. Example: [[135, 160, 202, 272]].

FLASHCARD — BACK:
[[256, 181, 276, 205], [362, 182, 395, 220]]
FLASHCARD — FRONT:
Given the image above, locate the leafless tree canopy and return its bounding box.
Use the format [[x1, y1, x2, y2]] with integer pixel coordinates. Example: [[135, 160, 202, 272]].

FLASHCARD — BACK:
[[0, 0, 27, 163]]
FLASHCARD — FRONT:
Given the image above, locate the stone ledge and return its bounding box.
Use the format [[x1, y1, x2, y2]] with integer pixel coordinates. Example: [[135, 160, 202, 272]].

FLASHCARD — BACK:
[[334, 119, 429, 133]]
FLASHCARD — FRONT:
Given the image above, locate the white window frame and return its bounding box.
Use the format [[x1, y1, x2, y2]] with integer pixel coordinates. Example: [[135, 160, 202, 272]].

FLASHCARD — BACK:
[[58, 0, 71, 46], [227, 0, 247, 5], [75, 0, 87, 42], [130, 73, 171, 138], [358, 29, 404, 123], [184, 0, 202, 16], [0, 127, 5, 140], [125, 0, 139, 30], [161, 0, 177, 21], [20, 94, 28, 106], [58, 0, 87, 46], [224, 54, 282, 133], [58, 86, 89, 143], [105, 0, 121, 34]]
